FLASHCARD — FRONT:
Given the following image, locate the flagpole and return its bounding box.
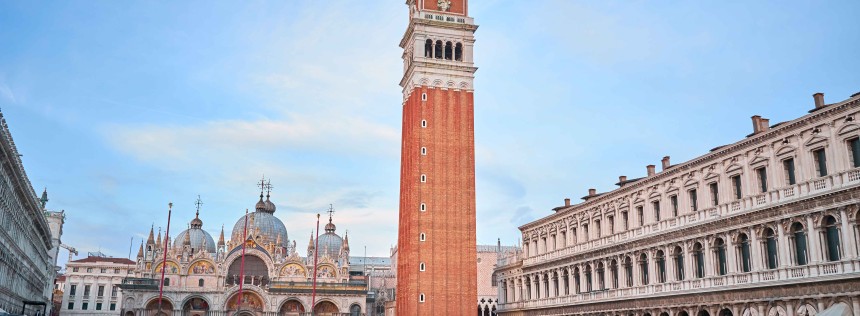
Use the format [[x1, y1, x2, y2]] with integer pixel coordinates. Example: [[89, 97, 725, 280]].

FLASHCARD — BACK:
[[237, 209, 249, 311], [157, 202, 172, 312], [311, 213, 321, 313]]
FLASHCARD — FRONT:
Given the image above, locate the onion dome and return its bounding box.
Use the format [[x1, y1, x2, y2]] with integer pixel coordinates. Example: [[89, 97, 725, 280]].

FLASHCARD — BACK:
[[264, 193, 277, 213], [231, 190, 288, 249], [255, 193, 267, 212], [315, 215, 343, 259]]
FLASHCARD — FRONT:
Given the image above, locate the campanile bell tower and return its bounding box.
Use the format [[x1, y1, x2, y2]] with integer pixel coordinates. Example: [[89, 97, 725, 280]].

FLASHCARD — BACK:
[[396, 0, 478, 314]]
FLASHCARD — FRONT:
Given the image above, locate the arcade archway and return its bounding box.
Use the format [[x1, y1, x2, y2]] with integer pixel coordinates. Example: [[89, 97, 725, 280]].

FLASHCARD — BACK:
[[314, 300, 339, 315], [279, 299, 306, 315], [145, 298, 174, 316]]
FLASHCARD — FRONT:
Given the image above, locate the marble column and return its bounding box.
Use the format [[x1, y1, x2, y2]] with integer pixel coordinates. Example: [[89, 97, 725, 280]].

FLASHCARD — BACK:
[[806, 215, 822, 263]]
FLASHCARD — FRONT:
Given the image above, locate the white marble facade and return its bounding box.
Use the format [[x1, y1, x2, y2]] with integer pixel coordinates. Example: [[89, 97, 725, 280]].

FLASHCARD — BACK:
[[495, 92, 860, 316]]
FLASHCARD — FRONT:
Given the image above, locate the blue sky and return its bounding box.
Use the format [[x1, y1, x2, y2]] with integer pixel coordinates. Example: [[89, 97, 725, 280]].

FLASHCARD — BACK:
[[1, 1, 858, 269]]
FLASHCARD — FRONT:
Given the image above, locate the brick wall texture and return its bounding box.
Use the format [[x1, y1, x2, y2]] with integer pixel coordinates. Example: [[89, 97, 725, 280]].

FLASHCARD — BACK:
[[396, 86, 478, 315]]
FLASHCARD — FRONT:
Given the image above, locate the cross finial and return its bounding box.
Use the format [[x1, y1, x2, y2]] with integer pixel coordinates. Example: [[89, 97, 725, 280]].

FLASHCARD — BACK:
[[327, 204, 335, 222], [265, 180, 273, 197], [257, 175, 267, 196], [194, 195, 203, 217]]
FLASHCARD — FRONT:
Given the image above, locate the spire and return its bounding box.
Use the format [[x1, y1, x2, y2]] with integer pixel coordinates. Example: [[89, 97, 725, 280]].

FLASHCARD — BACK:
[[217, 224, 225, 247], [343, 231, 350, 251], [183, 224, 191, 246], [40, 188, 48, 208], [156, 228, 162, 248], [137, 241, 144, 258], [147, 225, 155, 245], [307, 231, 315, 250]]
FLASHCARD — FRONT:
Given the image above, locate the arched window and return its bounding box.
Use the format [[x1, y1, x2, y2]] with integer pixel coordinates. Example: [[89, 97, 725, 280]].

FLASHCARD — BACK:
[[444, 41, 453, 60], [584, 265, 593, 292], [571, 227, 578, 245], [738, 233, 751, 272], [623, 257, 633, 287], [455, 42, 463, 61], [693, 242, 705, 278], [655, 250, 666, 283], [609, 259, 619, 288], [715, 238, 727, 275], [552, 272, 559, 297], [524, 277, 531, 300], [198, 278, 204, 287], [597, 262, 605, 290], [673, 246, 685, 280], [573, 267, 581, 293], [791, 222, 808, 265], [638, 253, 649, 285], [424, 39, 433, 58], [434, 41, 443, 59], [163, 278, 170, 287], [562, 269, 569, 295], [823, 215, 841, 261], [543, 273, 549, 298], [764, 228, 778, 269]]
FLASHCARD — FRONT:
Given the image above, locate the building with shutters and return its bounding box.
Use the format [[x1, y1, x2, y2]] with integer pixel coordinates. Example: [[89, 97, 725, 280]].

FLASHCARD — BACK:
[[61, 254, 135, 315], [495, 92, 860, 316]]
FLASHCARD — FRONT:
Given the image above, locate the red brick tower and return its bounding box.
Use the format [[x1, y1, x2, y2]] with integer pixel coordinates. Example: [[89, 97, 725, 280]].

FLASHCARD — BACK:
[[396, 0, 478, 315]]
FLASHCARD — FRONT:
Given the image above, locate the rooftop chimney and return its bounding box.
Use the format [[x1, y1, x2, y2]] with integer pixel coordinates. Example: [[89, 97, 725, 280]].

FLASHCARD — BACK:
[[647, 165, 656, 177], [619, 175, 627, 183], [751, 115, 762, 133], [588, 188, 596, 196], [564, 198, 571, 206], [759, 118, 770, 133], [661, 156, 671, 171], [813, 93, 825, 108]]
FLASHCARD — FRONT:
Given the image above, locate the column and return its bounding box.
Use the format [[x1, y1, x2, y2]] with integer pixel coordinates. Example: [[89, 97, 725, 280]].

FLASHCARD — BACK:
[[750, 227, 762, 271], [806, 215, 822, 263], [786, 301, 795, 316], [703, 239, 714, 277], [604, 260, 613, 289], [559, 267, 568, 295], [839, 208, 857, 259], [726, 234, 738, 274], [777, 222, 791, 267]]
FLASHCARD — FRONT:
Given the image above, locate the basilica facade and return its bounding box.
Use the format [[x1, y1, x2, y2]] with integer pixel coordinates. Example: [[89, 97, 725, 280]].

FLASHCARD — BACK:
[[495, 92, 860, 316], [119, 190, 366, 316]]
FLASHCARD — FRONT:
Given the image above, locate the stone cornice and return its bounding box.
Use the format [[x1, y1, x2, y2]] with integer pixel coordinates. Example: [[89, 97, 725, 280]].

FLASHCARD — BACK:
[[520, 95, 860, 232], [518, 185, 858, 272], [400, 18, 479, 49]]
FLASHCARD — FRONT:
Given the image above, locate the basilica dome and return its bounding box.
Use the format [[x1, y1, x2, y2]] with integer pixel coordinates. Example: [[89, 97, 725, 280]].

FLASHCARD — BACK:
[[315, 217, 343, 258], [174, 214, 216, 253], [231, 193, 288, 248]]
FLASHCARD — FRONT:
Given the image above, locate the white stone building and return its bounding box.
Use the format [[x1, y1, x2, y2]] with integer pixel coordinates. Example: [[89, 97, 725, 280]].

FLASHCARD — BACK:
[[61, 254, 135, 315], [495, 92, 860, 316], [118, 187, 367, 316], [0, 111, 55, 315]]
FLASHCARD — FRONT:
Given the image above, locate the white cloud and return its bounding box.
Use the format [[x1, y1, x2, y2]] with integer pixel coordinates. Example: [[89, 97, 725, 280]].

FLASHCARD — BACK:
[[0, 81, 15, 104]]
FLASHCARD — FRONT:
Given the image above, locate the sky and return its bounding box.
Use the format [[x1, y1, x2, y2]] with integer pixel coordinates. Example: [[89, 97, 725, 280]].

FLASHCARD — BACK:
[[1, 1, 859, 269]]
